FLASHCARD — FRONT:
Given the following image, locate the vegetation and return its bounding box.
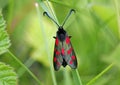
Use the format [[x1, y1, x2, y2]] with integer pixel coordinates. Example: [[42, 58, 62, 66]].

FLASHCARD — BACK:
[[0, 0, 120, 85]]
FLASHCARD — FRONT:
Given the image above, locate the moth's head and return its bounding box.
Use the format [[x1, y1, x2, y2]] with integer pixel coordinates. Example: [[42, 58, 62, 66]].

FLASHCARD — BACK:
[[58, 26, 63, 29], [57, 27, 66, 41], [57, 26, 66, 34]]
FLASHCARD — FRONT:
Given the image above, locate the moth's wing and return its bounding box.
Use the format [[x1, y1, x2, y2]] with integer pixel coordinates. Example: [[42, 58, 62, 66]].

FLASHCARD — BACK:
[[53, 37, 63, 71], [63, 36, 77, 69], [67, 44, 77, 69]]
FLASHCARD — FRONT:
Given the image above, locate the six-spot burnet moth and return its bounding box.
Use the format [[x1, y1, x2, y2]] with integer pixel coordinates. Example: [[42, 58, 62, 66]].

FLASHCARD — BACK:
[[43, 9, 77, 71]]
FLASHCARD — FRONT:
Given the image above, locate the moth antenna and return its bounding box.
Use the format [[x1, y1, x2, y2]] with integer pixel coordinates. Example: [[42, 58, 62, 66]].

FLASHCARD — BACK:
[[43, 12, 60, 27], [62, 9, 75, 27]]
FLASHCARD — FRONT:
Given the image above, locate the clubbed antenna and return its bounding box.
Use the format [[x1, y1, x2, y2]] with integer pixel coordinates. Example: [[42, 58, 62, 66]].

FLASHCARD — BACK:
[[62, 9, 75, 27], [43, 12, 60, 27]]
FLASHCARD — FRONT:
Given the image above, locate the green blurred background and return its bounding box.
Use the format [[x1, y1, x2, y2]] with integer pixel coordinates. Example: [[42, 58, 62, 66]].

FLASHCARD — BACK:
[[0, 0, 120, 85]]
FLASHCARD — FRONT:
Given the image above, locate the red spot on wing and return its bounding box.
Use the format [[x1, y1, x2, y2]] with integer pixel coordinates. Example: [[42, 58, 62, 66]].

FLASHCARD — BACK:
[[69, 60, 73, 64], [55, 38, 59, 46], [67, 47, 73, 55], [69, 56, 76, 65], [66, 37, 70, 44], [54, 57, 57, 62], [61, 48, 65, 55], [56, 51, 60, 55], [71, 56, 76, 60], [54, 57, 60, 67]]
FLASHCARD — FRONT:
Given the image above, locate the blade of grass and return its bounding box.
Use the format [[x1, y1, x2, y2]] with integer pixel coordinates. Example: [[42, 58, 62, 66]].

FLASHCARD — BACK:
[[63, 70, 72, 85], [86, 63, 114, 85], [7, 0, 14, 30], [7, 50, 42, 85], [17, 57, 35, 77], [46, 0, 59, 25], [49, 0, 72, 9], [38, 0, 59, 25], [35, 3, 57, 85], [114, 0, 120, 39], [49, 0, 84, 13], [72, 69, 83, 85]]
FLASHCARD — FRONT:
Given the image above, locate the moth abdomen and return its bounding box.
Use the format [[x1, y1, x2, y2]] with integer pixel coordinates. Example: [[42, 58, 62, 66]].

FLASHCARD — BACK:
[[62, 59, 67, 67]]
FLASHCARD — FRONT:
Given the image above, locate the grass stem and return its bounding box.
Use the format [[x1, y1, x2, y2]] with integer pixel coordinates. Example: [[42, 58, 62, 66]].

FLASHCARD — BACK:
[[114, 0, 120, 39], [86, 63, 114, 85], [72, 69, 83, 85], [35, 2, 57, 85], [8, 50, 42, 85]]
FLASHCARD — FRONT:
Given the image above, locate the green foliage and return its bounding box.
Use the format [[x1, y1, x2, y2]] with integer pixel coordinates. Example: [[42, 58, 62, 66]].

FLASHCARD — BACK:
[[0, 9, 11, 55], [0, 0, 8, 8], [0, 8, 42, 85], [0, 9, 17, 85], [0, 62, 17, 85], [103, 44, 120, 68]]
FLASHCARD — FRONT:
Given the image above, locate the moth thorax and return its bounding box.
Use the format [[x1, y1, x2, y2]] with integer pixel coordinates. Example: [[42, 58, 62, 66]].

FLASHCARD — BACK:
[[58, 33, 66, 41]]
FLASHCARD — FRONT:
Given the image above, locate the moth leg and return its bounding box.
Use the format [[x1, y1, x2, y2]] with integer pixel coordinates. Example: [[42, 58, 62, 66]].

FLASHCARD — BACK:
[[69, 36, 72, 38], [53, 36, 56, 39]]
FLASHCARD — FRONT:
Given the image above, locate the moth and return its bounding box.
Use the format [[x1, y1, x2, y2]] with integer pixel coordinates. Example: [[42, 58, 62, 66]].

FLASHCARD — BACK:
[[43, 9, 77, 71]]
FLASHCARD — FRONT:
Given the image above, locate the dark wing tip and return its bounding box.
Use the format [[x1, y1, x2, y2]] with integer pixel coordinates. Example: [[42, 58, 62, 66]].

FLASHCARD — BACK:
[[54, 68, 59, 71], [73, 61, 77, 69], [71, 60, 77, 69], [54, 64, 60, 71], [53, 61, 61, 71]]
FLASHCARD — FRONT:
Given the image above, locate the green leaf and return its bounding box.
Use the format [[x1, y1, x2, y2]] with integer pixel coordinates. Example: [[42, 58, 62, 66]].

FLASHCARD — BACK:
[[0, 9, 11, 55], [0, 62, 17, 85]]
